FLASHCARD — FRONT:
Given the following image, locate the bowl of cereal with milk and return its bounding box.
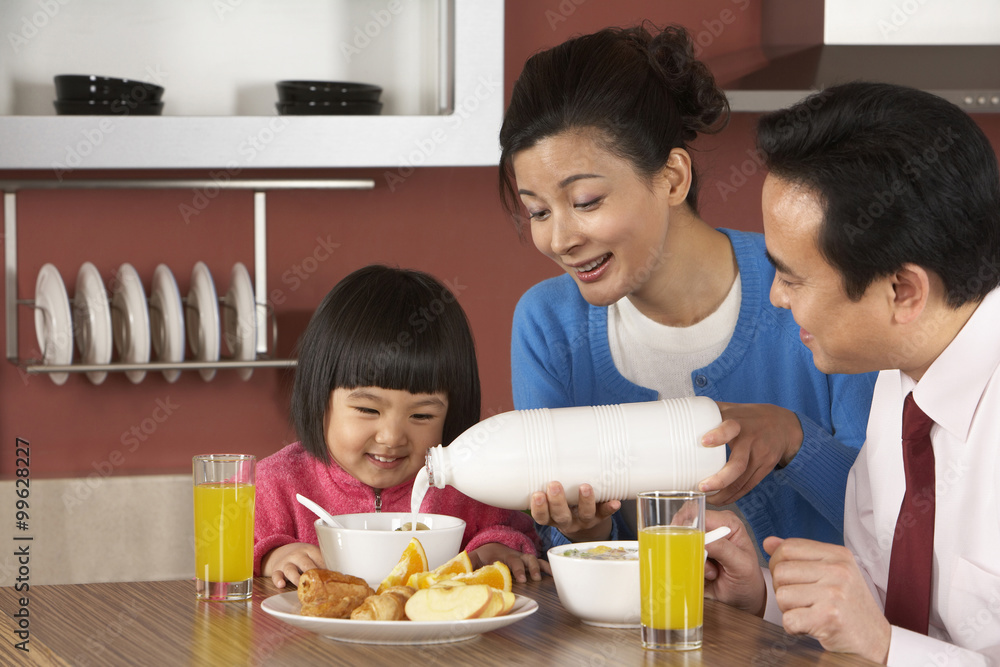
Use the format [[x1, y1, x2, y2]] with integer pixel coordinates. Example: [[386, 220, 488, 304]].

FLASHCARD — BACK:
[[547, 541, 640, 627]]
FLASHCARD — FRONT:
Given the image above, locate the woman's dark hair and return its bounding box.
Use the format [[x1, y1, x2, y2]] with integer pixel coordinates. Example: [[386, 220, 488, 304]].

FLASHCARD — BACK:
[[758, 81, 1000, 307], [291, 265, 481, 464], [499, 23, 729, 225]]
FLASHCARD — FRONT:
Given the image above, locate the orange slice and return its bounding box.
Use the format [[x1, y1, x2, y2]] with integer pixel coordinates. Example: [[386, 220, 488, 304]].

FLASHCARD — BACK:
[[406, 550, 474, 589], [431, 551, 473, 577], [449, 561, 513, 592], [377, 537, 428, 594]]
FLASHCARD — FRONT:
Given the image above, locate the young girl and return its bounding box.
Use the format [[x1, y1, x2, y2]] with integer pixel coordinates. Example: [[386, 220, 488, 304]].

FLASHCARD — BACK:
[[255, 265, 544, 588]]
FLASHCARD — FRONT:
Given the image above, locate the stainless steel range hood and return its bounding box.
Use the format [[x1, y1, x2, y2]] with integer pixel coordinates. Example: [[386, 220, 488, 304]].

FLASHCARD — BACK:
[[718, 0, 1000, 112]]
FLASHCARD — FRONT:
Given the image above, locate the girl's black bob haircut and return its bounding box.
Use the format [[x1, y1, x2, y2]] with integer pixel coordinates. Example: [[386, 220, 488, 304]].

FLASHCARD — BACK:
[[291, 265, 481, 464]]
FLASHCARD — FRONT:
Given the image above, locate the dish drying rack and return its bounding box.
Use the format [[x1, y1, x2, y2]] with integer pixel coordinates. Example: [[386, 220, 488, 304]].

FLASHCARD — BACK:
[[3, 177, 375, 378]]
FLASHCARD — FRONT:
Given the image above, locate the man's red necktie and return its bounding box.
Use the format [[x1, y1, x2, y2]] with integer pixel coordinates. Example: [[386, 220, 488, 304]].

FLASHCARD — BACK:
[[883, 392, 936, 635]]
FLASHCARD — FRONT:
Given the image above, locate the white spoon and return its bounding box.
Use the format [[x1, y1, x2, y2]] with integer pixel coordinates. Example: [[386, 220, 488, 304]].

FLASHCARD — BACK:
[[295, 493, 345, 529], [704, 526, 731, 546]]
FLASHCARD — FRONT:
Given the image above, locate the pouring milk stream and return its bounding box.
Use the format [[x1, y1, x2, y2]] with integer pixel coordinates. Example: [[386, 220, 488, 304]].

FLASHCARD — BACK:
[[410, 397, 725, 514]]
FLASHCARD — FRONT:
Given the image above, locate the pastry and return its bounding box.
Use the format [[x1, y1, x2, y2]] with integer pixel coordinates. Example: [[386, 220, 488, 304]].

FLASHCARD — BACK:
[[297, 568, 374, 619], [350, 585, 417, 621]]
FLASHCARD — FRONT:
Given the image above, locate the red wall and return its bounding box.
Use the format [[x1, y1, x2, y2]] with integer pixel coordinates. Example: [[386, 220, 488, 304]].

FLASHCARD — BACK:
[[2, 0, 998, 477]]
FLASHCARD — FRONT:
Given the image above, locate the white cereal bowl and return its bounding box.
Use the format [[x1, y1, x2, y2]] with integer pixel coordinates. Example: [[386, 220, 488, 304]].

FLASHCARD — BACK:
[[547, 541, 640, 628], [315, 512, 465, 589]]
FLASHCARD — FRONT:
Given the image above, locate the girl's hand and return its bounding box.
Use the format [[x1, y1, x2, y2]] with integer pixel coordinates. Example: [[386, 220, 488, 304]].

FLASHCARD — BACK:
[[530, 481, 621, 542], [470, 543, 550, 583], [261, 542, 325, 588], [698, 402, 804, 505]]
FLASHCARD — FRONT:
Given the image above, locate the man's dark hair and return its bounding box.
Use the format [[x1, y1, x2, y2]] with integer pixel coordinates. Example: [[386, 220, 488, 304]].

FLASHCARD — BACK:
[[758, 81, 1000, 307]]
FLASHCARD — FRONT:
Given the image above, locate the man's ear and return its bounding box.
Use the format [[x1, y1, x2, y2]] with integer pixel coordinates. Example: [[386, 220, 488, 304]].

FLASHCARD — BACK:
[[891, 263, 931, 325], [659, 148, 693, 206]]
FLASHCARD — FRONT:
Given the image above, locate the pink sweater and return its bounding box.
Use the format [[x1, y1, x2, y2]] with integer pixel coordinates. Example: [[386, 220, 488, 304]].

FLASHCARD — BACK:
[[253, 442, 540, 575]]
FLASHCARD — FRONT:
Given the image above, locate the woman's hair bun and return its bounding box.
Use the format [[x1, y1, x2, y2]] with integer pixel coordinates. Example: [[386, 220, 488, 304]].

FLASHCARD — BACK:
[[644, 24, 729, 142]]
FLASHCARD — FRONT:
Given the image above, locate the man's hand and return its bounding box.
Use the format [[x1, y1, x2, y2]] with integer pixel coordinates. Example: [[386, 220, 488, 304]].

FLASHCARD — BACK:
[[703, 510, 767, 616], [766, 537, 891, 664], [699, 402, 804, 505]]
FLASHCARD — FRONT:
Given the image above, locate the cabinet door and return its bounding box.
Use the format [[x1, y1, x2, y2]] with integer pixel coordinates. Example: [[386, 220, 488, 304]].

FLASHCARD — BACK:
[[0, 0, 504, 169]]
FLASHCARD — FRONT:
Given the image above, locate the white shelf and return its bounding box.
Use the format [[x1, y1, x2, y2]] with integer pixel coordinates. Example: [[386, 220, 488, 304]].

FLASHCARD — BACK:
[[0, 0, 504, 169]]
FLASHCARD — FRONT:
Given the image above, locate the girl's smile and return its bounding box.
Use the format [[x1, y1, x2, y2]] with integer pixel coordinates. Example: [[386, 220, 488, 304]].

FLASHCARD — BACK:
[[325, 386, 449, 490]]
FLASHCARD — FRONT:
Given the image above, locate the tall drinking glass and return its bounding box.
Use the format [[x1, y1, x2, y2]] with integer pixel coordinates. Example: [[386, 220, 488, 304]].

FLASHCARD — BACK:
[[193, 454, 256, 601], [637, 490, 705, 650]]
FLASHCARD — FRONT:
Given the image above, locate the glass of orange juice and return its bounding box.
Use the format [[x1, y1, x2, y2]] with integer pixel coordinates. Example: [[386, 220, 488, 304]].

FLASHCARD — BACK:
[[637, 490, 705, 650], [193, 454, 256, 601]]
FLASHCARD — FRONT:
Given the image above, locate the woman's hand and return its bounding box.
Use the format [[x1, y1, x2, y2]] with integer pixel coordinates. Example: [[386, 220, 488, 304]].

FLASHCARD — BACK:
[[470, 543, 551, 583], [529, 481, 621, 542], [261, 542, 325, 588], [698, 402, 804, 505]]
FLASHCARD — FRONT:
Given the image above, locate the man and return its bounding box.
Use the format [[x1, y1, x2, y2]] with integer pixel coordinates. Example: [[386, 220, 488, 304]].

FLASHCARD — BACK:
[[704, 81, 1000, 665]]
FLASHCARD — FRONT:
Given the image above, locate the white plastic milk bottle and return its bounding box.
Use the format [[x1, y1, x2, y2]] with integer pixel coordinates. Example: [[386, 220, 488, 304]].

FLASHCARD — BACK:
[[416, 397, 726, 511]]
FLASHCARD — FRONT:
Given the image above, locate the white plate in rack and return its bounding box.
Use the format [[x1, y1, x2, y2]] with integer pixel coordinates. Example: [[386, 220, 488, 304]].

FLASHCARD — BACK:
[[222, 262, 256, 381], [149, 264, 185, 383], [186, 262, 219, 381], [260, 591, 538, 645], [34, 263, 73, 385], [73, 262, 112, 385], [110, 263, 150, 384]]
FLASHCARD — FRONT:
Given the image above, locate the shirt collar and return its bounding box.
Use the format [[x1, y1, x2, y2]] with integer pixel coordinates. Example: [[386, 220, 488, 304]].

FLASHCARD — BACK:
[[909, 287, 1000, 442]]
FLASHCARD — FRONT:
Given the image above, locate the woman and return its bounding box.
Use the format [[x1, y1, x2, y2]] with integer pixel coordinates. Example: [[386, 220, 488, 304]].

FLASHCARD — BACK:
[[499, 24, 876, 554]]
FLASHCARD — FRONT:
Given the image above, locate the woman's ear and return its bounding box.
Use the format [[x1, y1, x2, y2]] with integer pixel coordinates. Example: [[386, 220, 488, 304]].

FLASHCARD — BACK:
[[891, 263, 931, 325], [659, 147, 693, 206]]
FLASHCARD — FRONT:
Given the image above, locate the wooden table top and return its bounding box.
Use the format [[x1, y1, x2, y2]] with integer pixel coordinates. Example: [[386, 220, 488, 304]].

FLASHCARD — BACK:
[[0, 576, 876, 666]]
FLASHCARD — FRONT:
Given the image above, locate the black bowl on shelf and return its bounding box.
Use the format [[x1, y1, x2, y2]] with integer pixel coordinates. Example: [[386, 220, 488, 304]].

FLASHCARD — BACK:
[[54, 99, 164, 116], [276, 100, 382, 116], [276, 80, 382, 103], [54, 75, 164, 103]]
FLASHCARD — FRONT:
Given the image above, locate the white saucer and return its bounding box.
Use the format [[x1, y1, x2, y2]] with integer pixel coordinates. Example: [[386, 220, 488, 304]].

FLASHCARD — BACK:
[[222, 262, 256, 381], [110, 263, 150, 384], [73, 262, 112, 385], [149, 264, 185, 383], [186, 262, 219, 381], [34, 263, 73, 385]]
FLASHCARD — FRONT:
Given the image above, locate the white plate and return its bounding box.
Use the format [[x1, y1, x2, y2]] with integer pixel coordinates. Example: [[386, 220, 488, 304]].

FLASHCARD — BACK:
[[260, 592, 538, 645], [110, 263, 150, 384], [222, 262, 255, 381], [34, 263, 73, 385], [73, 262, 112, 385], [185, 262, 219, 381], [149, 264, 185, 383]]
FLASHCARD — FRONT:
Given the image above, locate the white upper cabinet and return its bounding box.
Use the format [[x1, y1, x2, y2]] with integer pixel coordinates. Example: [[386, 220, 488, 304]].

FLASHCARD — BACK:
[[0, 0, 504, 169]]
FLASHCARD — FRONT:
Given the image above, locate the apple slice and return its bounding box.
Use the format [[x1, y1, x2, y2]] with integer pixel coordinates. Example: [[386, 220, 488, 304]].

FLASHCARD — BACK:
[[404, 584, 493, 621], [499, 590, 516, 615], [477, 589, 506, 619]]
